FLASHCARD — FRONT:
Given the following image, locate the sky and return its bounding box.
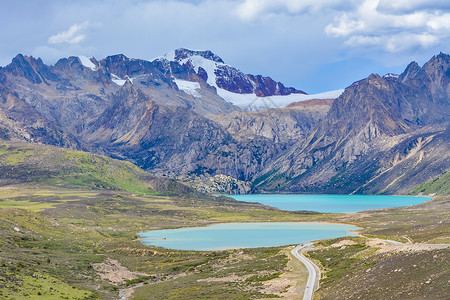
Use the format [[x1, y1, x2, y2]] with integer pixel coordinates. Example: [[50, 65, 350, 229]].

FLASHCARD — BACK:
[[1, 0, 450, 93]]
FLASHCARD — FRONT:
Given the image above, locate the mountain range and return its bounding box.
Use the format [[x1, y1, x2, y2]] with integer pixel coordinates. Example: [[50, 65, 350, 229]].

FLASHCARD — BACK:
[[0, 49, 448, 194]]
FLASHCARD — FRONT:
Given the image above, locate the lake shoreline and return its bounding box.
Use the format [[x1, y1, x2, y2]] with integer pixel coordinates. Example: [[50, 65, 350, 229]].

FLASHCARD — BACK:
[[136, 194, 435, 251], [225, 194, 431, 213], [138, 222, 361, 251]]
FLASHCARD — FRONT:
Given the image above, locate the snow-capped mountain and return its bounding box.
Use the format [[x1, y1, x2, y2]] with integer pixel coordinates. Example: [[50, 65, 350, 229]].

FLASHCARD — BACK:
[[152, 48, 319, 110], [63, 48, 341, 111]]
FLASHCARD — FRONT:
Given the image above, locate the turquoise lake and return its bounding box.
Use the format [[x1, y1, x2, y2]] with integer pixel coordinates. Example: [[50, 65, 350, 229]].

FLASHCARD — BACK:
[[227, 194, 431, 213], [138, 222, 360, 251]]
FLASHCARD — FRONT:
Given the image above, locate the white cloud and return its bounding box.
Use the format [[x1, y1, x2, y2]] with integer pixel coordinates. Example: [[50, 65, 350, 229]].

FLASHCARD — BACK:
[[234, 0, 268, 21], [427, 14, 450, 30], [233, 0, 450, 53], [346, 33, 438, 53], [325, 14, 364, 37], [376, 0, 450, 14], [324, 0, 450, 52], [48, 22, 89, 44], [234, 0, 354, 21]]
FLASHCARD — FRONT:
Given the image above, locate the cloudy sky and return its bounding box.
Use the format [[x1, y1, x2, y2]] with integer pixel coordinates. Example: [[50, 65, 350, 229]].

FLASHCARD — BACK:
[[1, 0, 450, 93]]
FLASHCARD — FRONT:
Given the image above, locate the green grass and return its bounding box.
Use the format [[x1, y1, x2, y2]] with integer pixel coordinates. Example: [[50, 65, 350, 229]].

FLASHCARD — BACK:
[[309, 237, 450, 300], [0, 143, 34, 165], [410, 171, 450, 195], [314, 236, 366, 247], [0, 184, 447, 299], [0, 140, 448, 299], [0, 273, 94, 299], [0, 141, 193, 196], [0, 186, 326, 299], [0, 199, 56, 211], [58, 150, 156, 194], [132, 247, 287, 299], [308, 243, 368, 285], [308, 195, 450, 299], [341, 195, 450, 243]]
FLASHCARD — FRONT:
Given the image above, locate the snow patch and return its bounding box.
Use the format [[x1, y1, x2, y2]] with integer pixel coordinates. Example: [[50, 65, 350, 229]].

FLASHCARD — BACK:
[[177, 55, 223, 87], [216, 88, 257, 108], [154, 49, 343, 110], [156, 51, 224, 88], [383, 73, 399, 79], [219, 89, 344, 110], [174, 79, 202, 98], [78, 56, 96, 71], [163, 50, 176, 61], [111, 73, 126, 86]]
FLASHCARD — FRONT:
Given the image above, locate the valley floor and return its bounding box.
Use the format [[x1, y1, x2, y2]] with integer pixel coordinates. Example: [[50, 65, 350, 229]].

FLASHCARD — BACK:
[[0, 185, 448, 299]]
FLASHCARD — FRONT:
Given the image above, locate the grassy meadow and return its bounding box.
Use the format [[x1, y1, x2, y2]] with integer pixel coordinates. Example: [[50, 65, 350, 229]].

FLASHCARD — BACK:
[[0, 140, 448, 299]]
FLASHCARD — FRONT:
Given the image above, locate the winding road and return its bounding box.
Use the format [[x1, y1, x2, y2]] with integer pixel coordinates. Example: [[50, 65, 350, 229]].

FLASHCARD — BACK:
[[291, 237, 450, 300], [291, 243, 320, 300]]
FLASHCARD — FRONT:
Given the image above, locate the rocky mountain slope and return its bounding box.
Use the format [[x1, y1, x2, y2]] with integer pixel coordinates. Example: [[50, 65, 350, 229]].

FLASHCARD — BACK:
[[215, 99, 333, 143], [0, 50, 448, 194], [254, 53, 450, 193]]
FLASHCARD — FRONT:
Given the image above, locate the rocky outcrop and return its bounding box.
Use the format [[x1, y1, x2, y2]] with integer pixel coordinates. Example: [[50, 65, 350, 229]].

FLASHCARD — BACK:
[[215, 99, 332, 143], [180, 174, 252, 194], [171, 48, 225, 64]]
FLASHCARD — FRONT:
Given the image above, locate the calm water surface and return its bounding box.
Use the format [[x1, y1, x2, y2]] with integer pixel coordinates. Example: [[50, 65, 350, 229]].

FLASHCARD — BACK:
[[138, 222, 360, 251], [227, 194, 430, 213]]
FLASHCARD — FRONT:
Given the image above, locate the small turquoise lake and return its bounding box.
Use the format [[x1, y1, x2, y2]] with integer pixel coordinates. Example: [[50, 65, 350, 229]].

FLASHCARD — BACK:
[[226, 194, 431, 213], [138, 222, 360, 251]]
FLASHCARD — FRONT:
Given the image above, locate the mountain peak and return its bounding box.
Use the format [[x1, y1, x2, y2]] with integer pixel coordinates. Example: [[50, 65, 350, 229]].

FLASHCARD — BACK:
[[367, 73, 382, 81], [6, 54, 44, 84], [164, 48, 225, 64], [399, 61, 424, 83], [103, 54, 130, 64], [423, 52, 450, 71], [433, 52, 450, 62]]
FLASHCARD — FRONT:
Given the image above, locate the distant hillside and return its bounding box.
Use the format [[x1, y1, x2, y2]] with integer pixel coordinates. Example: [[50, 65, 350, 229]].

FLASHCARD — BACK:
[[0, 141, 196, 197], [411, 172, 450, 195]]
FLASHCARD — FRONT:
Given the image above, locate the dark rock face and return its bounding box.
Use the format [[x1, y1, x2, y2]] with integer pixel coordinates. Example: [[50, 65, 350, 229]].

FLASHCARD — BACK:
[[215, 65, 254, 93], [172, 48, 225, 64], [213, 65, 306, 97], [422, 52, 450, 103], [247, 74, 304, 96], [99, 54, 157, 78], [3, 54, 60, 85]]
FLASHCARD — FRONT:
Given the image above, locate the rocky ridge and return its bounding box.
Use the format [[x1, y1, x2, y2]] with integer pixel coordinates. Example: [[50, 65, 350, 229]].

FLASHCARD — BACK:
[[254, 53, 450, 193], [0, 50, 448, 194], [155, 48, 306, 97]]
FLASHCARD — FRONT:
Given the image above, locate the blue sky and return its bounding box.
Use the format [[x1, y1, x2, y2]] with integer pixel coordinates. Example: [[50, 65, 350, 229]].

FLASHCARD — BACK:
[[1, 0, 450, 93]]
